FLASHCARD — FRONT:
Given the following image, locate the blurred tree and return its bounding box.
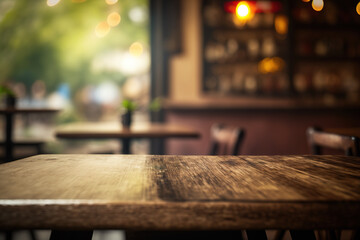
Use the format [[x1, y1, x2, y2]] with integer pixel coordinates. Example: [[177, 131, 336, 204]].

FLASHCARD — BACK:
[[0, 0, 149, 96]]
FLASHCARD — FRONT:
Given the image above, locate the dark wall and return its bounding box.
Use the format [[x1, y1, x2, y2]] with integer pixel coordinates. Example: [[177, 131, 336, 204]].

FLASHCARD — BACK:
[[164, 108, 360, 155]]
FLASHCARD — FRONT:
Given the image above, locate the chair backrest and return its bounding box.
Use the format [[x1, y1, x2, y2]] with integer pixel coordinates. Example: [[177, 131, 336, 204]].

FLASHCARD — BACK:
[[209, 123, 245, 155], [307, 127, 360, 156]]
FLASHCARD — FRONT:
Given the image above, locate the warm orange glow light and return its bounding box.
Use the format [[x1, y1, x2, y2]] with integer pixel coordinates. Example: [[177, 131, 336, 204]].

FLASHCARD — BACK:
[[47, 0, 61, 7], [312, 0, 324, 11], [129, 42, 143, 56], [95, 21, 110, 38], [236, 1, 251, 19], [258, 57, 285, 74], [356, 1, 360, 15], [105, 0, 118, 5], [302, 0, 310, 2], [275, 15, 288, 35], [107, 12, 121, 27]]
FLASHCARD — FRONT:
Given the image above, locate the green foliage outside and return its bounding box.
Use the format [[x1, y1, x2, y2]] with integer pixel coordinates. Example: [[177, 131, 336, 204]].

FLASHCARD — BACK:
[[0, 84, 15, 97], [0, 0, 149, 104]]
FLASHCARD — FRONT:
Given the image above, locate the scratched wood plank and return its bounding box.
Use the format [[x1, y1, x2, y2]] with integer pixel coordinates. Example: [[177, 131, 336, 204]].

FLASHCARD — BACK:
[[0, 108, 59, 113], [0, 154, 359, 230]]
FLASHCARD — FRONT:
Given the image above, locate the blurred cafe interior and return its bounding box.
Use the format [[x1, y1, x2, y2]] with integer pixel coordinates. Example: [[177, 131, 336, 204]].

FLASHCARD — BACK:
[[0, 0, 360, 158], [1, 1, 360, 240]]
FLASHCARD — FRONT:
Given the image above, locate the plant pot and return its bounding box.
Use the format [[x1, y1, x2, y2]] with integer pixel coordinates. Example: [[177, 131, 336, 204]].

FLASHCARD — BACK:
[[121, 111, 132, 128], [5, 95, 16, 108]]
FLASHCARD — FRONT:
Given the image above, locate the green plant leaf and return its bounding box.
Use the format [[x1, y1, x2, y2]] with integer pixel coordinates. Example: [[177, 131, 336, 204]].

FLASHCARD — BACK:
[[122, 99, 137, 111], [0, 85, 16, 97]]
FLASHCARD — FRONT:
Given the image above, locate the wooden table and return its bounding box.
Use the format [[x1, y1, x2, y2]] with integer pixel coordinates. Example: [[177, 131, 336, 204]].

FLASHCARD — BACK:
[[0, 108, 59, 162], [55, 122, 200, 154], [0, 154, 359, 239]]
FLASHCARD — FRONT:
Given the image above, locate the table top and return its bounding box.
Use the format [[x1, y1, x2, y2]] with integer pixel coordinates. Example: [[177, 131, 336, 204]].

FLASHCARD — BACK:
[[325, 127, 360, 138], [55, 122, 200, 139], [0, 154, 359, 230], [0, 107, 60, 114]]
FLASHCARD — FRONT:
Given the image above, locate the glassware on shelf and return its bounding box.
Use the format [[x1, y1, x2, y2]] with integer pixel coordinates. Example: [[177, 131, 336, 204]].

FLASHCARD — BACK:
[[244, 75, 258, 94], [205, 77, 218, 91], [232, 71, 245, 93], [314, 39, 328, 56], [262, 37, 276, 57], [294, 73, 309, 93], [313, 70, 326, 92], [218, 75, 233, 94], [247, 39, 260, 59], [205, 42, 226, 62], [203, 1, 222, 27]]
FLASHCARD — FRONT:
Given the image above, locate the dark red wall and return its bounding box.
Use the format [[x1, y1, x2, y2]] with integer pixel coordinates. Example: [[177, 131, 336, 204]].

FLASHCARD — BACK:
[[164, 108, 360, 155]]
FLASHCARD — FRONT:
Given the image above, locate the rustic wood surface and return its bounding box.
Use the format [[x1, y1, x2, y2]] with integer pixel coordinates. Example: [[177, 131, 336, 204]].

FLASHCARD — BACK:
[[0, 108, 60, 114], [0, 154, 359, 230], [55, 122, 200, 139]]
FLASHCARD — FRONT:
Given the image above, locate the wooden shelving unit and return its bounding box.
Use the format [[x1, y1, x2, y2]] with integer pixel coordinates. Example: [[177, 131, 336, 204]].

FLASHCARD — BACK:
[[201, 0, 360, 104]]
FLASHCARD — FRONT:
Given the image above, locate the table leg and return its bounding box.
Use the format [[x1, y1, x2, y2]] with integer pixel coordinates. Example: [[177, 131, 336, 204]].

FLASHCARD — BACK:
[[5, 113, 13, 162], [352, 229, 359, 240], [3, 230, 37, 240], [49, 230, 93, 240], [122, 138, 131, 154], [5, 231, 12, 240]]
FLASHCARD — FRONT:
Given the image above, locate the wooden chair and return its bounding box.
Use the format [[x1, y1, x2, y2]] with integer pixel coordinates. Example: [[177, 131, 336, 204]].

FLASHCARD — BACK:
[[307, 127, 360, 240], [307, 127, 360, 157], [275, 127, 360, 240], [209, 123, 245, 155], [274, 126, 360, 240]]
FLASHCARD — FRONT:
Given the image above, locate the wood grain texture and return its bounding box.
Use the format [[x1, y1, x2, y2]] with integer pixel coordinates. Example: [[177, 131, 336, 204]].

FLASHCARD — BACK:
[[0, 108, 60, 114], [55, 122, 200, 139], [0, 154, 359, 230]]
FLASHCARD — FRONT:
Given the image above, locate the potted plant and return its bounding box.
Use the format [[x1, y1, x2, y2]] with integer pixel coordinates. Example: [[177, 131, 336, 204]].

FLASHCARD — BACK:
[[0, 85, 17, 108], [121, 99, 137, 128]]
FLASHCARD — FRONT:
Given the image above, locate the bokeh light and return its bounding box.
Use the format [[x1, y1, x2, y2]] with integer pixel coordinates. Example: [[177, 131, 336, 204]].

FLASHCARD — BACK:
[[236, 1, 251, 19], [107, 12, 121, 27], [357, 1, 360, 15], [47, 0, 61, 7], [233, 1, 254, 26], [302, 0, 310, 2], [95, 21, 110, 38], [129, 6, 147, 23], [275, 15, 288, 35], [91, 50, 150, 76], [258, 57, 285, 74], [122, 77, 143, 100], [105, 0, 118, 5], [312, 0, 324, 12], [129, 42, 143, 56], [94, 82, 119, 104]]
